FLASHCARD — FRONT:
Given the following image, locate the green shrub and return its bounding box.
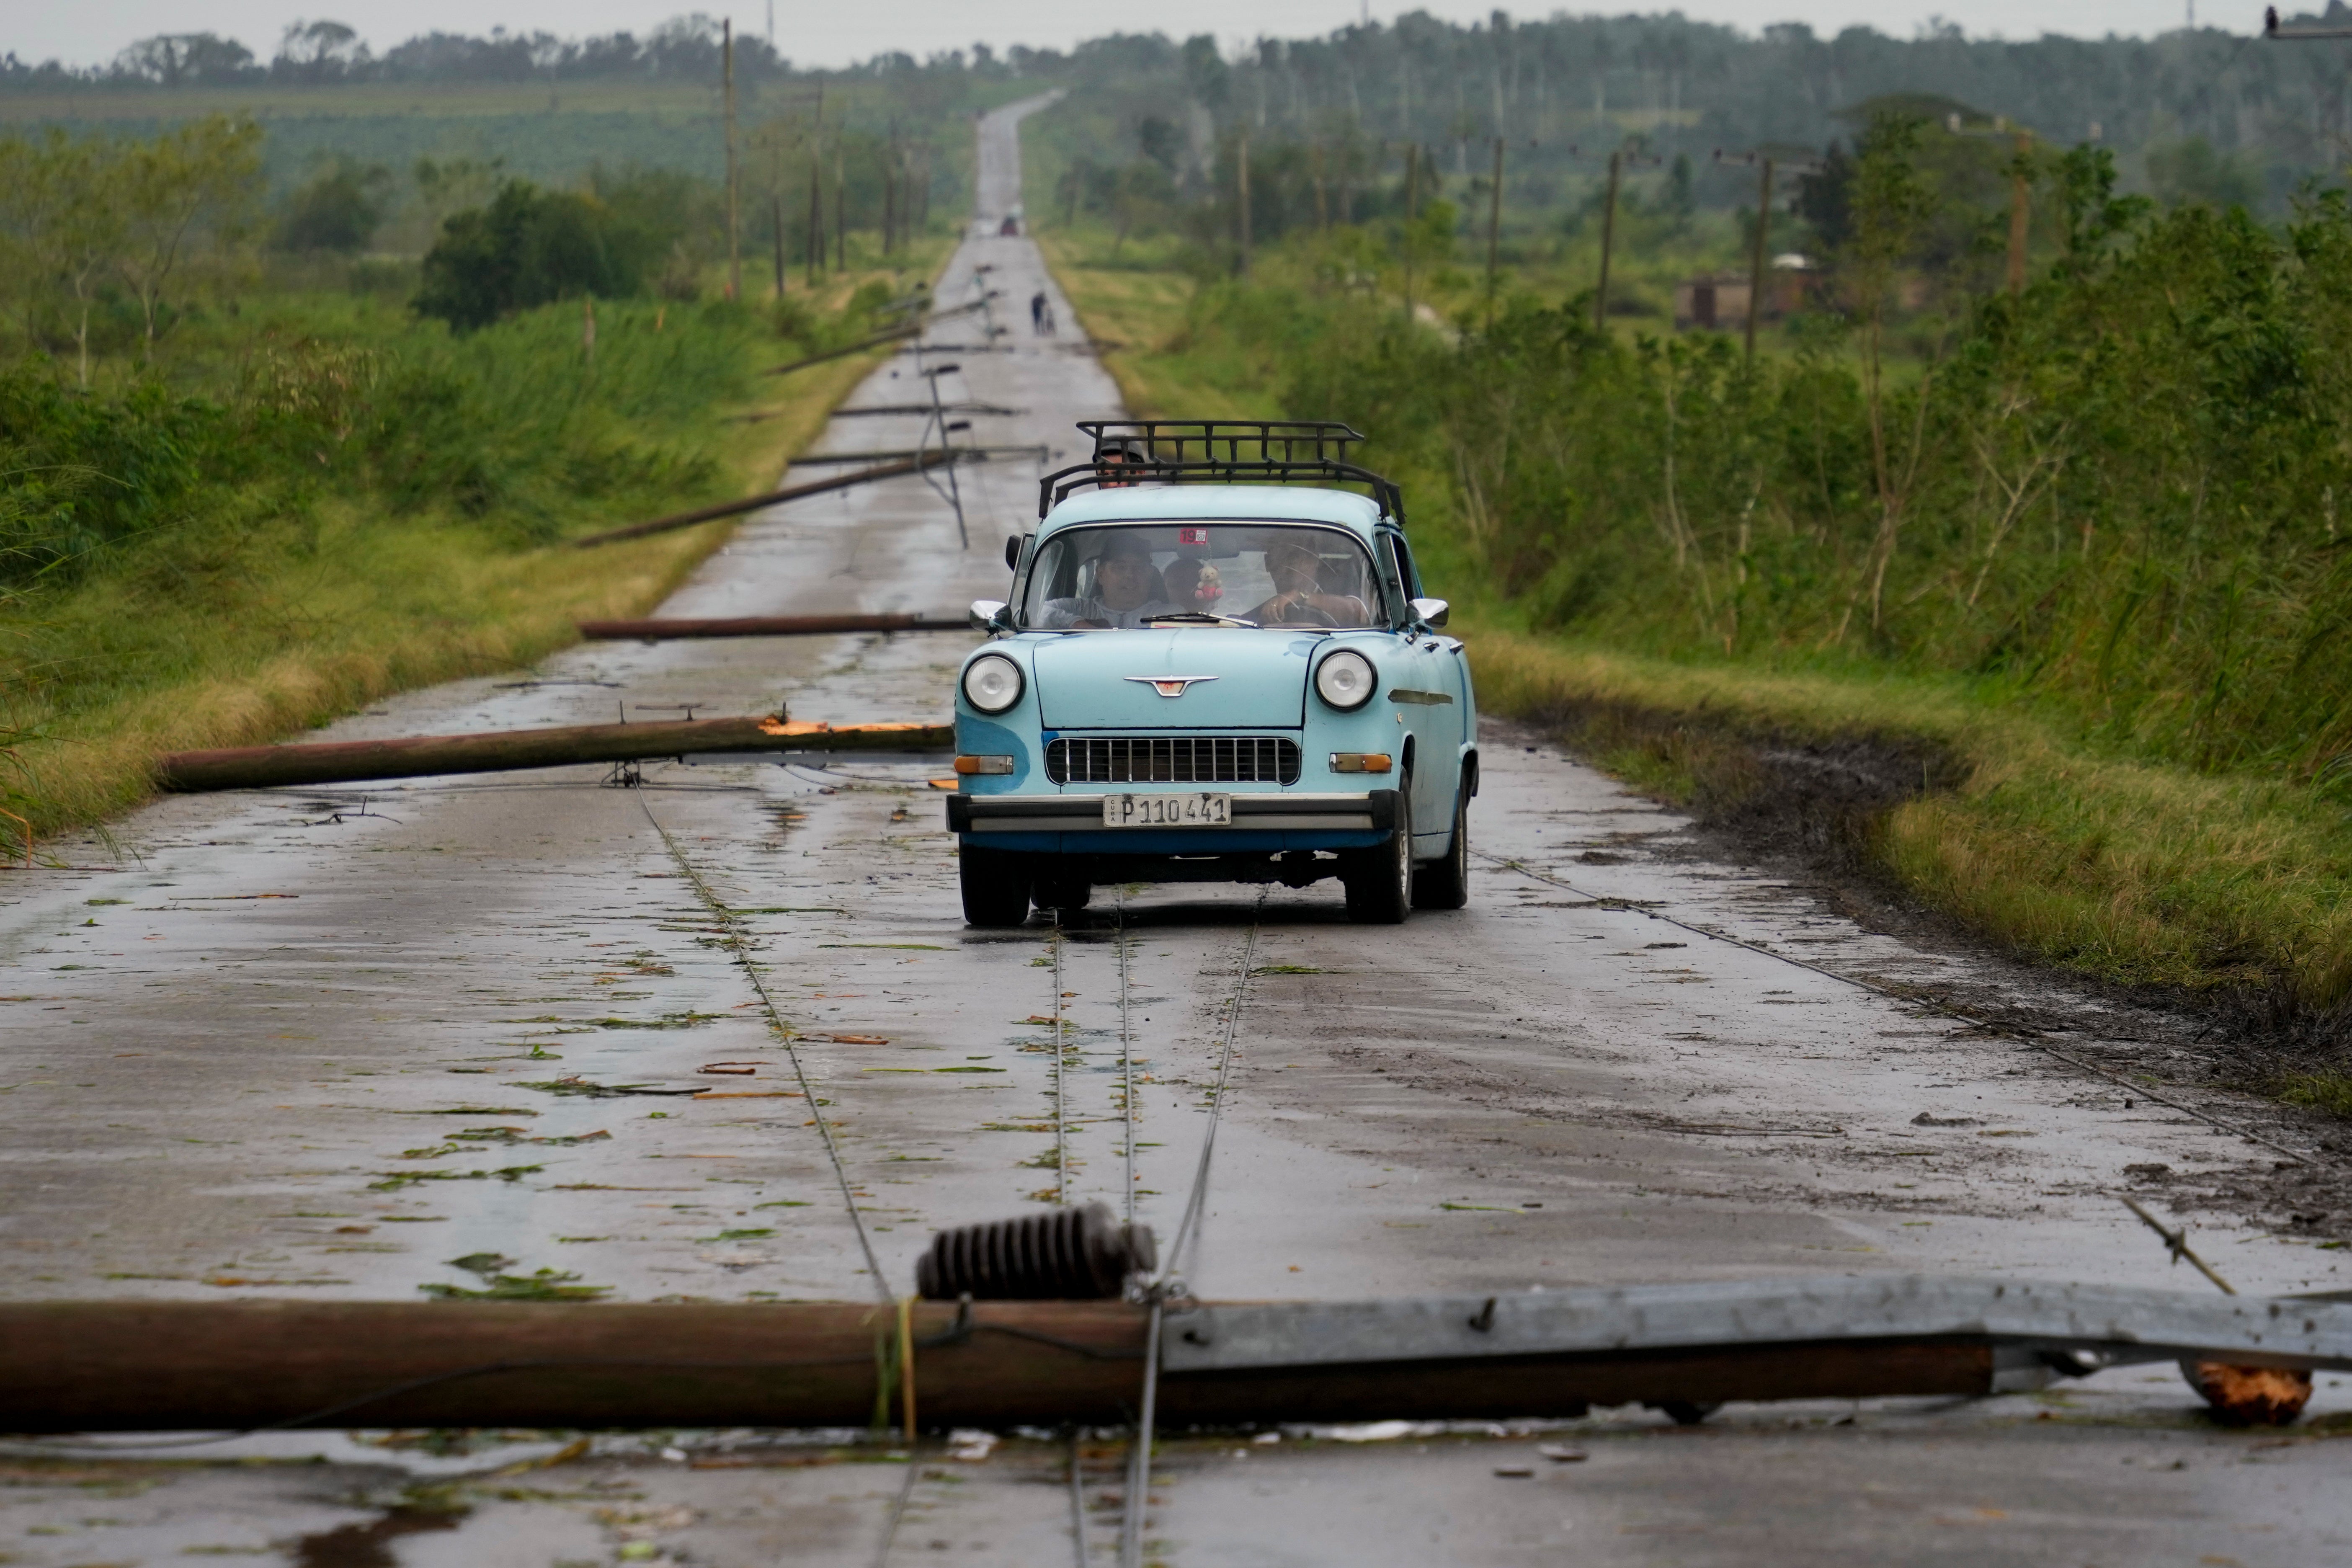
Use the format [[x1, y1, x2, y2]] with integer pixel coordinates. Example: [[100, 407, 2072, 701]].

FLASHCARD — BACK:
[[413, 181, 648, 331]]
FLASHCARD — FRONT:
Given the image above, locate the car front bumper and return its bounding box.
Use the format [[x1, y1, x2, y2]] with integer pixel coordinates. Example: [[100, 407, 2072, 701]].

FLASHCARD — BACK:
[[955, 790, 1392, 841]]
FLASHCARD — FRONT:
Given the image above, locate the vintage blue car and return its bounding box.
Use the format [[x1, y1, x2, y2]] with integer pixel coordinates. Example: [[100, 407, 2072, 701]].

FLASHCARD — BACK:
[[947, 421, 1476, 926]]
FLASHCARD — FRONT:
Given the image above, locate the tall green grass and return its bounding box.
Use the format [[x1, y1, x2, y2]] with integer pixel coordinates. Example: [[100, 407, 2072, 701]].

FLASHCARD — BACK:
[[1182, 185, 2352, 801], [0, 257, 939, 838]]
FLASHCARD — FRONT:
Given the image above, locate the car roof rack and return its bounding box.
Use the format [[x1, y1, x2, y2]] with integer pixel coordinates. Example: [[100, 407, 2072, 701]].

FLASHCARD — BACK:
[[1037, 419, 1406, 525]]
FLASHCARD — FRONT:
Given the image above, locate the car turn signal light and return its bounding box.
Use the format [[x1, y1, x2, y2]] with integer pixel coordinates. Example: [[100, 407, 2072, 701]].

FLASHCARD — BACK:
[[1329, 752, 1393, 774], [954, 755, 1016, 775]]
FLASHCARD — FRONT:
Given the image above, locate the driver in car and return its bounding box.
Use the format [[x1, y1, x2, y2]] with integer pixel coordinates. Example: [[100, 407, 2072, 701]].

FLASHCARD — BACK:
[[1244, 540, 1370, 626], [1037, 534, 1179, 629]]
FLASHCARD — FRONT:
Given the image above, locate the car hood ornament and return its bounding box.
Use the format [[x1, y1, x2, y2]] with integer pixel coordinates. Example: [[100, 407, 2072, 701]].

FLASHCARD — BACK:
[[1124, 675, 1222, 698]]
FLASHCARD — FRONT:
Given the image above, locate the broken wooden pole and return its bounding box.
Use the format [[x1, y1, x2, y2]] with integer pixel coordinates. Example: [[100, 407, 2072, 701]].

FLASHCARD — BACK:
[[570, 452, 952, 549], [578, 612, 970, 640], [154, 717, 953, 793], [8, 1273, 2352, 1432], [0, 1301, 1992, 1434], [773, 446, 1044, 465], [761, 326, 922, 376], [0, 1300, 1145, 1433]]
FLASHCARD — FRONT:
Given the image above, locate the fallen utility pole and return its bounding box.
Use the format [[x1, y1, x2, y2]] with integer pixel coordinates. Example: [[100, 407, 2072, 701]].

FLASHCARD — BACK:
[[780, 445, 1045, 465], [8, 1276, 2347, 1433], [758, 297, 999, 378], [570, 452, 954, 549], [833, 401, 1024, 418], [155, 717, 952, 794], [579, 612, 970, 640], [762, 327, 922, 376]]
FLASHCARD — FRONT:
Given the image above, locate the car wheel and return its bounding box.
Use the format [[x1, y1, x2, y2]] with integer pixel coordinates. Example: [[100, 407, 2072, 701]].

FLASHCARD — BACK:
[[1344, 780, 1412, 925], [1411, 783, 1470, 910], [959, 846, 1032, 928]]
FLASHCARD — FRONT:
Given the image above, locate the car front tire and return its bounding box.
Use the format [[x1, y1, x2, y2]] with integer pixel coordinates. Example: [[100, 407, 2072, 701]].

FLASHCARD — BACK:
[[1344, 781, 1412, 924], [959, 846, 1032, 928], [1411, 783, 1470, 910]]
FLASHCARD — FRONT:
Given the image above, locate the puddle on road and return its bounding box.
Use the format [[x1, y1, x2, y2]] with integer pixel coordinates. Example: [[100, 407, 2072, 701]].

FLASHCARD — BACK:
[[290, 1503, 464, 1568]]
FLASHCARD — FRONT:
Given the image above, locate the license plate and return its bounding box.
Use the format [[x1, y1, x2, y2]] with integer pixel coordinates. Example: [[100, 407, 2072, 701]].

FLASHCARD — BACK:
[[1101, 792, 1231, 828]]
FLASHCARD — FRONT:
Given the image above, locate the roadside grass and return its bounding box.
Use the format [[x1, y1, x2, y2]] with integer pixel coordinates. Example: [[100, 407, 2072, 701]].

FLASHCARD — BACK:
[[1038, 226, 2352, 1059], [1, 247, 945, 842], [2279, 1072, 2352, 1117], [1467, 627, 2352, 1017], [1039, 232, 1273, 420]]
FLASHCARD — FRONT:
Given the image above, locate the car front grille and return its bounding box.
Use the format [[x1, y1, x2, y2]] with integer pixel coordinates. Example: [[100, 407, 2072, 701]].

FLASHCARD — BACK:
[[1046, 735, 1302, 786]]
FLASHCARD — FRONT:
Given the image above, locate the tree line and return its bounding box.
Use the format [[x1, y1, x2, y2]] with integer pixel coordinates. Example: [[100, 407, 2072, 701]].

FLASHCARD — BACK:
[[1177, 118, 2352, 800], [19, 11, 2344, 208]]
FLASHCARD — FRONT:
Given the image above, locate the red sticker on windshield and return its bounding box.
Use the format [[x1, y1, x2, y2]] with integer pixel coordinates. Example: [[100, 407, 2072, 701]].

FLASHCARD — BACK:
[[1179, 527, 1210, 546]]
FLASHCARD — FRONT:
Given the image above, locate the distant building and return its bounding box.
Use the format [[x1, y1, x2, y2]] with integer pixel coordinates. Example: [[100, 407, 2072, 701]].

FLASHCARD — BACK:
[[1675, 255, 1820, 331]]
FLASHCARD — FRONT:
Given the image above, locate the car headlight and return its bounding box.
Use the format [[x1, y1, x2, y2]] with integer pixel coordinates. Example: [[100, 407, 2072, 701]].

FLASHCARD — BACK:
[[1314, 648, 1377, 711], [962, 653, 1025, 714]]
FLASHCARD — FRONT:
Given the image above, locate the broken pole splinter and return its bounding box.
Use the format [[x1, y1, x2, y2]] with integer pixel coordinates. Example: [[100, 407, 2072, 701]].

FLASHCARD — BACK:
[[155, 717, 954, 794]]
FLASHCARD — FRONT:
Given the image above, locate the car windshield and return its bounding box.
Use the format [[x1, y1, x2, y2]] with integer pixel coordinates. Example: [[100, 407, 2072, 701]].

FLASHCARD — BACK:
[[1019, 523, 1387, 631]]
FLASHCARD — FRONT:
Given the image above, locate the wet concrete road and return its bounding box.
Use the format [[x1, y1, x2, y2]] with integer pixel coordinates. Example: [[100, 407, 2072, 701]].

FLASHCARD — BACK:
[[3, 97, 2348, 1566]]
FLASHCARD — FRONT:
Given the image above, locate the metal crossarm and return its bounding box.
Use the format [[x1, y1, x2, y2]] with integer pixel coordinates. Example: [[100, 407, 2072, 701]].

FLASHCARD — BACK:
[[1037, 420, 1407, 524]]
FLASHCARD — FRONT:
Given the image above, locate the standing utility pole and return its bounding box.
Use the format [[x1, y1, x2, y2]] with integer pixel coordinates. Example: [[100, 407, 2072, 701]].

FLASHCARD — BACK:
[[1237, 132, 1253, 274], [1715, 146, 1822, 362], [1483, 135, 1505, 330], [2006, 131, 2032, 297], [723, 19, 740, 301], [1745, 157, 1774, 365], [1594, 148, 1622, 334], [1945, 115, 2035, 297], [834, 142, 847, 271], [772, 192, 786, 296], [1401, 144, 1420, 322], [806, 158, 824, 284], [1312, 142, 1329, 231]]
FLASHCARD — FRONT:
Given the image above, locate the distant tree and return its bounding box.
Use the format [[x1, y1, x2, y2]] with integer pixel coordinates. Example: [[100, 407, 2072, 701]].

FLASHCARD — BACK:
[[275, 156, 393, 253], [1841, 113, 1939, 633], [1795, 141, 1857, 250], [114, 115, 264, 349], [1137, 116, 1184, 175], [1182, 36, 1230, 116], [0, 129, 124, 386], [113, 34, 257, 86], [413, 180, 641, 331], [275, 20, 366, 82], [413, 156, 508, 232]]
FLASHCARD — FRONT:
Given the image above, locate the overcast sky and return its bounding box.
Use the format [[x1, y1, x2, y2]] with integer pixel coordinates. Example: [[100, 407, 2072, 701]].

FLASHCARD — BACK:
[[6, 0, 2234, 74]]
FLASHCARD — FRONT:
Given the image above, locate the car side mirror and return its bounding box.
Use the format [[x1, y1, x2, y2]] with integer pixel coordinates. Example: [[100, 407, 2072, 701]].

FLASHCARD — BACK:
[[1409, 597, 1450, 630], [970, 599, 1013, 633], [1003, 534, 1025, 570]]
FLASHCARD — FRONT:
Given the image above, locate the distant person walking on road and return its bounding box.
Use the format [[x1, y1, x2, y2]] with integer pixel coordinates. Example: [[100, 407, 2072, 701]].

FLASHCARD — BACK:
[[1030, 290, 1056, 336]]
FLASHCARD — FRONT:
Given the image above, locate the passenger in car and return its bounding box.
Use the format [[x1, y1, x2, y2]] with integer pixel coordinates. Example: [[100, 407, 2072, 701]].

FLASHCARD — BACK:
[[1243, 540, 1372, 626], [1037, 533, 1179, 628]]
